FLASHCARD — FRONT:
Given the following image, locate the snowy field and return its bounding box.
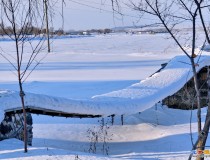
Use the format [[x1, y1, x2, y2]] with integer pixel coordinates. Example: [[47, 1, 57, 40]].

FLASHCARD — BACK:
[[0, 33, 207, 159]]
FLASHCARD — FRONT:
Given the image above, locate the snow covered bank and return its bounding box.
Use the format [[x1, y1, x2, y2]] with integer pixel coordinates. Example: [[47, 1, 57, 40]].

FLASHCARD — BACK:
[[1, 54, 210, 120]]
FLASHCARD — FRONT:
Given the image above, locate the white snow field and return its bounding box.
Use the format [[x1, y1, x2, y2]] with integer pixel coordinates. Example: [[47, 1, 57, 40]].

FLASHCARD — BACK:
[[0, 33, 208, 159]]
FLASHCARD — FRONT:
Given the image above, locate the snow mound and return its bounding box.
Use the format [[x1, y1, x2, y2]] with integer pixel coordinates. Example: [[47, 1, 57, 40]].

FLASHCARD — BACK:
[[1, 54, 210, 120]]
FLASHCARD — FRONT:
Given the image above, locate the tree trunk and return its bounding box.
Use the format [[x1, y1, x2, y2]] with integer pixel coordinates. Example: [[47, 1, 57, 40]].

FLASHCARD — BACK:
[[44, 0, 50, 53], [190, 58, 202, 132], [189, 58, 203, 160], [19, 81, 28, 153], [199, 67, 210, 159], [188, 66, 210, 160]]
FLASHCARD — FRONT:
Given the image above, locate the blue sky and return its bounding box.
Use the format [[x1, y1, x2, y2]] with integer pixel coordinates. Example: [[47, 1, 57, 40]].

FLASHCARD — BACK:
[[53, 0, 210, 31], [53, 0, 138, 30]]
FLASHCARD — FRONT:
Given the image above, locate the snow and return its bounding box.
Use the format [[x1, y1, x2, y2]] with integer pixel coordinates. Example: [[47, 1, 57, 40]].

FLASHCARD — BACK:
[[94, 54, 210, 101], [0, 34, 178, 82], [0, 33, 209, 160], [1, 104, 204, 160], [0, 110, 3, 122], [0, 139, 121, 160], [1, 54, 210, 119]]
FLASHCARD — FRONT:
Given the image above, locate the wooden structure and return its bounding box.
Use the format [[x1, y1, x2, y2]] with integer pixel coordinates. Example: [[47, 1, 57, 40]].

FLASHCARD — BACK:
[[162, 66, 209, 109], [1, 106, 101, 145], [5, 106, 101, 118]]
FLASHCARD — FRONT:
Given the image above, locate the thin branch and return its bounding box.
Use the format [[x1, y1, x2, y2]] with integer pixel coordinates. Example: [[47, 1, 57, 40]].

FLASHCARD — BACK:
[[0, 52, 17, 70]]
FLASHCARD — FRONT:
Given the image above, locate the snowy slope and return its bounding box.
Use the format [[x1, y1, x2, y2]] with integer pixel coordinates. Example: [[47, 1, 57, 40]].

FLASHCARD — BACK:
[[1, 54, 210, 121]]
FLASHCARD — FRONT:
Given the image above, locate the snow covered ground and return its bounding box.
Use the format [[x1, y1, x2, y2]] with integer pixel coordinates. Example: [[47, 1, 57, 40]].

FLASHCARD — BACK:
[[0, 33, 207, 159]]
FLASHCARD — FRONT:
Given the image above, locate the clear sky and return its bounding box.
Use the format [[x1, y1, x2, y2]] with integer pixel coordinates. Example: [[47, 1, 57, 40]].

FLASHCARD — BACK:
[[52, 0, 210, 31], [53, 0, 139, 30]]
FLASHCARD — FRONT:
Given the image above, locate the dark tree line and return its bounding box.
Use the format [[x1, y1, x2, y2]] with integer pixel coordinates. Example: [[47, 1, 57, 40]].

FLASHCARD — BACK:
[[0, 25, 50, 35]]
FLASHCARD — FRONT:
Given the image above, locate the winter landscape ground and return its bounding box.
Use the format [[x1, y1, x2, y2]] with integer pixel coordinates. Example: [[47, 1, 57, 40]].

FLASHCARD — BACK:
[[0, 33, 209, 160]]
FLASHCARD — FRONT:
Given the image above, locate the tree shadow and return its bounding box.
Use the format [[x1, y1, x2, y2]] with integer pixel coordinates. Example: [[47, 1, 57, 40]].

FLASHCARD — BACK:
[[30, 132, 198, 159]]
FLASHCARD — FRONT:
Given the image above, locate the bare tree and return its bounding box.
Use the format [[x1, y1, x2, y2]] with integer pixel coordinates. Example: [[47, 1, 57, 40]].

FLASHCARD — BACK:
[[111, 0, 210, 160], [0, 0, 47, 152], [44, 0, 50, 52]]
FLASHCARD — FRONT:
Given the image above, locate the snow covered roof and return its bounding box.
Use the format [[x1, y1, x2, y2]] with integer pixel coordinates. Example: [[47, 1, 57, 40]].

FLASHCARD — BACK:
[[1, 54, 210, 121]]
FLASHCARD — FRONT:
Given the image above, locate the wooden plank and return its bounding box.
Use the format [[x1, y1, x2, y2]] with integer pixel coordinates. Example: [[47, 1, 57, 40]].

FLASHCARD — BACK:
[[4, 106, 101, 118]]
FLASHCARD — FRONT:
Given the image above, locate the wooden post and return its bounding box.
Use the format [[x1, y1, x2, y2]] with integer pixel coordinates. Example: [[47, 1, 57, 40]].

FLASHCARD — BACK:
[[121, 115, 124, 125], [111, 115, 115, 125]]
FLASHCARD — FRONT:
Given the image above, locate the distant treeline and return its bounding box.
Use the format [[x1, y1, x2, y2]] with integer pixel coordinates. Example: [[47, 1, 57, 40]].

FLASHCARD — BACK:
[[0, 26, 52, 36], [0, 26, 113, 36]]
